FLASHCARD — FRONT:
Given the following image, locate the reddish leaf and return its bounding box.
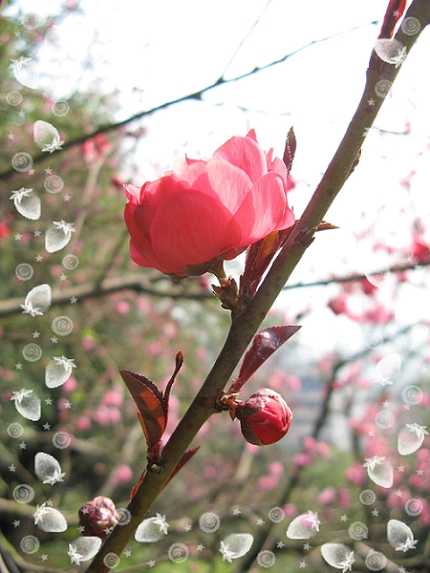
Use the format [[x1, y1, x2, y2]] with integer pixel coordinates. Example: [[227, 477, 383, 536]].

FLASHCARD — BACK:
[[130, 472, 144, 500], [230, 326, 301, 393], [378, 0, 407, 39], [120, 370, 166, 445], [165, 446, 200, 486], [240, 232, 280, 298], [162, 351, 184, 428], [283, 127, 296, 172], [317, 221, 339, 232]]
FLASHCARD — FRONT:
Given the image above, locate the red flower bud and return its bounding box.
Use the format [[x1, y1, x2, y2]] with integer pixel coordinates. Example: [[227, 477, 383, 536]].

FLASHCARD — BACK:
[[235, 388, 292, 446], [78, 496, 120, 539]]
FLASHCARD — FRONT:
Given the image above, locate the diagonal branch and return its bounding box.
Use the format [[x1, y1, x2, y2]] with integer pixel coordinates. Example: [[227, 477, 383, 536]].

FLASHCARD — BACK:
[[85, 2, 430, 571]]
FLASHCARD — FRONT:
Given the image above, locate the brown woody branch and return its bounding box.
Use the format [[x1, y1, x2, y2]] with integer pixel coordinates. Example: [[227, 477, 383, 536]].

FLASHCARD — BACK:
[[85, 2, 430, 572]]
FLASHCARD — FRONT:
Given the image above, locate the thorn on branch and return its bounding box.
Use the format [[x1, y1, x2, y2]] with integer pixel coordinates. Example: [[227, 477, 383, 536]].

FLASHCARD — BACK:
[[283, 127, 297, 172], [317, 221, 339, 232], [347, 148, 362, 178], [296, 227, 317, 249]]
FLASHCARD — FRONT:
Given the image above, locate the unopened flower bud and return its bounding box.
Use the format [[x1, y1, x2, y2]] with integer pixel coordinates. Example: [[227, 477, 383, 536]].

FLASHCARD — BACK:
[[78, 496, 120, 539], [235, 388, 292, 446]]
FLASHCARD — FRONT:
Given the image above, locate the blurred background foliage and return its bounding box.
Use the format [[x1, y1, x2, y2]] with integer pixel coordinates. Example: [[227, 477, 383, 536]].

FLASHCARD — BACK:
[[0, 1, 429, 572]]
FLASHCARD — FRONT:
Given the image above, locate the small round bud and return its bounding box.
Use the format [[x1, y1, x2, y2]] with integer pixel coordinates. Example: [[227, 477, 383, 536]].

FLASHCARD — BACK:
[[235, 388, 292, 446], [78, 496, 120, 539]]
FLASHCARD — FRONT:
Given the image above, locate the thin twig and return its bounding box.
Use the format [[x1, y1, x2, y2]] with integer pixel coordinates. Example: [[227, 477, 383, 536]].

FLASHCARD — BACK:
[[0, 21, 378, 183], [1, 260, 428, 319]]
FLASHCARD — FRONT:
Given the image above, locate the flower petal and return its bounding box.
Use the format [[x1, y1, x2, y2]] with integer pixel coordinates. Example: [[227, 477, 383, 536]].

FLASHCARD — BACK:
[[213, 135, 267, 183], [124, 184, 141, 204], [206, 159, 252, 212], [266, 149, 289, 180], [235, 172, 294, 243], [142, 176, 183, 208], [150, 190, 242, 275]]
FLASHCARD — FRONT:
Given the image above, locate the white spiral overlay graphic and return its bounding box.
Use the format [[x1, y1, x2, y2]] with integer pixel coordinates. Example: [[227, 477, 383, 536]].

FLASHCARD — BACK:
[[375, 79, 392, 98], [359, 490, 377, 505], [257, 550, 276, 568], [117, 508, 132, 525], [13, 484, 35, 504], [20, 535, 40, 554], [52, 315, 74, 336], [404, 498, 423, 516], [15, 263, 34, 281], [199, 512, 221, 533], [168, 542, 189, 563], [52, 431, 72, 449], [348, 521, 369, 540], [7, 422, 24, 438], [365, 550, 387, 571], [103, 552, 120, 569], [401, 17, 421, 35], [6, 91, 23, 106], [12, 152, 34, 172], [22, 343, 42, 362], [22, 14, 40, 29], [401, 385, 423, 405], [53, 100, 70, 117], [268, 506, 285, 523], [62, 254, 79, 270], [374, 410, 395, 429], [366, 332, 382, 348], [44, 175, 64, 194]]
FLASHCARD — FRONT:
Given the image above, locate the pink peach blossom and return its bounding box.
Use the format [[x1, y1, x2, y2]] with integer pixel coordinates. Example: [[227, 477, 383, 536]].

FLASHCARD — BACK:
[[269, 461, 284, 478], [76, 416, 91, 431], [315, 441, 331, 459], [0, 221, 10, 242], [412, 234, 430, 263], [62, 376, 77, 393], [92, 406, 121, 425], [303, 436, 316, 452], [293, 453, 313, 467], [57, 411, 69, 423], [318, 487, 336, 505], [82, 334, 96, 351], [81, 133, 111, 163], [258, 474, 279, 490], [345, 462, 367, 487], [418, 499, 430, 525], [102, 390, 123, 407], [111, 464, 133, 486], [124, 130, 295, 276], [409, 474, 425, 490], [283, 504, 297, 518], [115, 300, 130, 315], [387, 488, 410, 510], [338, 487, 351, 507]]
